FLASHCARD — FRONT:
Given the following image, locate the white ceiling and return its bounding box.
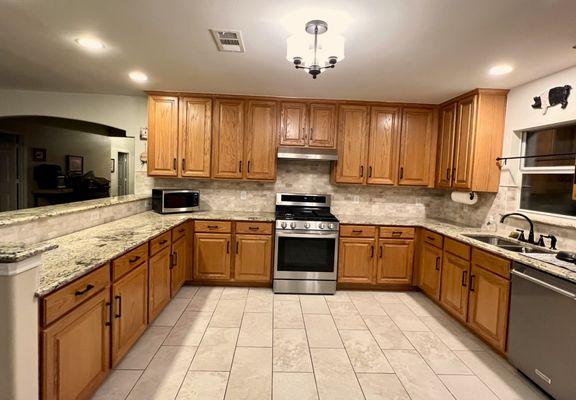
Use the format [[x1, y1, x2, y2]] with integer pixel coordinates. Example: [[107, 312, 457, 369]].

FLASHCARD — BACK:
[[1, 0, 576, 103]]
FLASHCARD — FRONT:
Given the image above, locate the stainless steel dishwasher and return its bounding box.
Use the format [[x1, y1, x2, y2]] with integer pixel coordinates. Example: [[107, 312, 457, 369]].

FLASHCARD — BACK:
[[508, 262, 576, 400]]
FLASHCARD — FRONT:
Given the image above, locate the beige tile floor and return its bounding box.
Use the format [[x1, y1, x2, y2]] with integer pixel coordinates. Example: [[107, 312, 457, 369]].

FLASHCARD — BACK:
[[91, 286, 550, 400]]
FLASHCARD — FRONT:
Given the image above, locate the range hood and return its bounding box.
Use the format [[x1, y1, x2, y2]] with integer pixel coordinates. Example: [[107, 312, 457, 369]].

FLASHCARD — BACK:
[[277, 146, 338, 161]]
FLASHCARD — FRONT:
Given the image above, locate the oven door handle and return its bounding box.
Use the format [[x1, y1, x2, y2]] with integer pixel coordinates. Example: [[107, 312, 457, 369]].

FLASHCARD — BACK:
[[276, 231, 339, 239]]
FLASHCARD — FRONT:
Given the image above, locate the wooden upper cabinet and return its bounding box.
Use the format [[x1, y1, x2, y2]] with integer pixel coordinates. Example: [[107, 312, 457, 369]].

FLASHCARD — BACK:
[[419, 241, 443, 300], [436, 103, 457, 188], [376, 239, 414, 285], [279, 102, 307, 146], [338, 237, 375, 284], [335, 105, 370, 184], [148, 96, 179, 176], [179, 97, 212, 178], [440, 251, 470, 321], [194, 233, 232, 281], [398, 107, 436, 186], [453, 95, 477, 190], [244, 100, 277, 180], [234, 234, 272, 282], [308, 103, 337, 148], [367, 106, 401, 185], [212, 98, 244, 179], [42, 289, 110, 400]]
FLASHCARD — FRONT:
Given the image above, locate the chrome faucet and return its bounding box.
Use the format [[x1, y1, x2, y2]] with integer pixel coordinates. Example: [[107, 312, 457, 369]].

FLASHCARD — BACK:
[[500, 213, 535, 244]]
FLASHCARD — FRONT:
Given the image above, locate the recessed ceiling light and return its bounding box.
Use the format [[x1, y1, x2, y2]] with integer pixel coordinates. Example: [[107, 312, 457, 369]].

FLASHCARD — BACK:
[[129, 71, 148, 83], [489, 64, 514, 76], [75, 37, 105, 50]]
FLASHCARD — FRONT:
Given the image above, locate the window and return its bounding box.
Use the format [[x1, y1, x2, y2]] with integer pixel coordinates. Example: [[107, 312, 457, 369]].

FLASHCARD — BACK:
[[519, 124, 576, 218]]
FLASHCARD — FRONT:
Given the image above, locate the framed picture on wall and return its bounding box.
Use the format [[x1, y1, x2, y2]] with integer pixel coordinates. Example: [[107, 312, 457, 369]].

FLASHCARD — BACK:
[[66, 155, 84, 175], [111, 158, 115, 173], [32, 148, 46, 162]]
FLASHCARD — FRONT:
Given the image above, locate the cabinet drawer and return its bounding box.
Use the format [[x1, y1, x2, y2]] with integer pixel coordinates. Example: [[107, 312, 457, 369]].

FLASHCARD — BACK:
[[340, 225, 377, 238], [423, 230, 443, 248], [195, 220, 232, 233], [150, 231, 171, 256], [112, 243, 149, 281], [380, 227, 415, 239], [42, 263, 111, 327], [472, 248, 510, 279], [236, 221, 272, 235], [172, 223, 188, 242], [444, 238, 470, 261]]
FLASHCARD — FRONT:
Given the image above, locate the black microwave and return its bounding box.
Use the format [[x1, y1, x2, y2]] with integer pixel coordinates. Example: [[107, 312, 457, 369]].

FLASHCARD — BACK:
[[152, 189, 200, 214]]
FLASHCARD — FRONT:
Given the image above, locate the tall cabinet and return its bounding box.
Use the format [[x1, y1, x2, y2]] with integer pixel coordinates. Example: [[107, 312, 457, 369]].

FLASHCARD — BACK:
[[435, 89, 508, 192]]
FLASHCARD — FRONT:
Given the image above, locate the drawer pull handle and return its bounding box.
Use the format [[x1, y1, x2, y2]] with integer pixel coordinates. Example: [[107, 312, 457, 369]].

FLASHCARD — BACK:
[[435, 256, 441, 271], [75, 284, 94, 296], [352, 229, 363, 233], [208, 225, 219, 229], [159, 239, 168, 245], [248, 226, 260, 231], [392, 231, 402, 235], [426, 236, 436, 241], [115, 295, 122, 318], [129, 256, 141, 264], [178, 228, 185, 233]]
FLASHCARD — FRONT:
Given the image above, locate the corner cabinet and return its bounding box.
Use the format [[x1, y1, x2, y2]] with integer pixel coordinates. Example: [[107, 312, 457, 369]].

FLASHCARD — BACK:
[[435, 89, 508, 192]]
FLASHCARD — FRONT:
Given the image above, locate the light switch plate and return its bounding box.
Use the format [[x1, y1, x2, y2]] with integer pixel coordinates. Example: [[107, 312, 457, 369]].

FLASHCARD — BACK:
[[353, 195, 360, 204], [240, 191, 247, 200]]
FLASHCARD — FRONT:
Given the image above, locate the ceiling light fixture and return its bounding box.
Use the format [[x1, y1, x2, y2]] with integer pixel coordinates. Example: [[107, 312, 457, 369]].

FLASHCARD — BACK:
[[129, 71, 148, 83], [286, 20, 345, 79], [75, 37, 105, 50], [489, 64, 514, 76]]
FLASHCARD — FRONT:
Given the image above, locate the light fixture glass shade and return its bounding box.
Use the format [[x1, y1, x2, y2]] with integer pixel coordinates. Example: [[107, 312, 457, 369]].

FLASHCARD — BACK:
[[317, 34, 345, 64], [286, 32, 345, 66]]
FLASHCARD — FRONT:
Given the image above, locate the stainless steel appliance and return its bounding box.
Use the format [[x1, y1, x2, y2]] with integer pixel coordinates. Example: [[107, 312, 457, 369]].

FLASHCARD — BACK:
[[274, 193, 339, 294], [508, 262, 576, 400], [152, 189, 200, 214]]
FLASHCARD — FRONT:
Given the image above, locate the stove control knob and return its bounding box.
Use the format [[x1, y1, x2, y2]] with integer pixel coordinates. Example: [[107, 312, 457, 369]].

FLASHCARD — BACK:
[[328, 223, 335, 230], [290, 222, 296, 229], [304, 222, 311, 229], [319, 223, 326, 229], [281, 221, 287, 229]]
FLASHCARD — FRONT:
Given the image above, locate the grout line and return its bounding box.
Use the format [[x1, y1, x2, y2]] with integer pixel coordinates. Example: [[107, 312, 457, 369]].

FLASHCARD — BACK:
[[299, 294, 322, 400], [222, 289, 247, 399]]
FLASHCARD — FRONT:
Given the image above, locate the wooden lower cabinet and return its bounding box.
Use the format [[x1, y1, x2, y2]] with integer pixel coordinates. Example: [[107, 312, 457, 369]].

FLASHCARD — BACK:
[[170, 235, 187, 296], [338, 237, 376, 284], [194, 233, 232, 281], [439, 251, 470, 321], [148, 247, 172, 322], [234, 234, 272, 282], [42, 289, 110, 400], [419, 241, 442, 299], [375, 239, 414, 285], [112, 263, 148, 366], [467, 264, 510, 352]]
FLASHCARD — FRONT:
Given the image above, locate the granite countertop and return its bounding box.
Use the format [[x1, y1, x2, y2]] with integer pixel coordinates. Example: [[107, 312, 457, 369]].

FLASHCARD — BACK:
[[36, 210, 275, 296], [0, 194, 150, 228], [336, 214, 576, 284], [0, 242, 58, 263]]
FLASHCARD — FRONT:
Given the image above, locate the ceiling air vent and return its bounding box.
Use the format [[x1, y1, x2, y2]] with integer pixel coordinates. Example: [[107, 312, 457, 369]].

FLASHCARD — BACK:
[[210, 29, 245, 52]]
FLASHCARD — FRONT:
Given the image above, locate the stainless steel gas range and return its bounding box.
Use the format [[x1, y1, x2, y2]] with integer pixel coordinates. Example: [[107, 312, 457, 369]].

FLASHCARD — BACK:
[[273, 193, 339, 294]]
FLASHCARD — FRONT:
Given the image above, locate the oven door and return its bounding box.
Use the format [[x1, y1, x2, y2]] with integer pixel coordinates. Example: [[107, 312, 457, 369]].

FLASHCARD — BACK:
[[274, 230, 338, 280]]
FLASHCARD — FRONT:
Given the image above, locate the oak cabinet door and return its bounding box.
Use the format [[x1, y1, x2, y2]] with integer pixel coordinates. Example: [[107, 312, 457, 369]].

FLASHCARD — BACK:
[[148, 96, 178, 176], [112, 263, 148, 366], [419, 242, 442, 299], [439, 252, 470, 321], [212, 99, 244, 179], [398, 107, 435, 186], [467, 265, 510, 352], [436, 103, 457, 188], [179, 97, 212, 178], [234, 234, 272, 282], [338, 237, 375, 284], [453, 95, 477, 190], [245, 100, 277, 180], [335, 105, 370, 184], [367, 106, 401, 185], [185, 221, 195, 281], [148, 247, 171, 322], [308, 103, 337, 148], [376, 239, 414, 285], [194, 233, 232, 281], [170, 236, 187, 296], [279, 102, 307, 146], [42, 290, 110, 400]]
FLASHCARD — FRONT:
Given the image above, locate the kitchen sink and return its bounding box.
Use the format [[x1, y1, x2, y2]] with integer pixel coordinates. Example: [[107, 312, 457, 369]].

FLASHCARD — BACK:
[[462, 234, 554, 254]]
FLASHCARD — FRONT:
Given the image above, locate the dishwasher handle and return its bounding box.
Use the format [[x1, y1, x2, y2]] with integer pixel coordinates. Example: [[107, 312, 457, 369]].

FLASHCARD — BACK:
[[511, 269, 576, 300]]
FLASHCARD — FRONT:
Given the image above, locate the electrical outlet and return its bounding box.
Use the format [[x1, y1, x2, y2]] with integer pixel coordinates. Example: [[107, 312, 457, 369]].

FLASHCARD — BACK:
[[353, 195, 360, 204], [240, 191, 247, 200]]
